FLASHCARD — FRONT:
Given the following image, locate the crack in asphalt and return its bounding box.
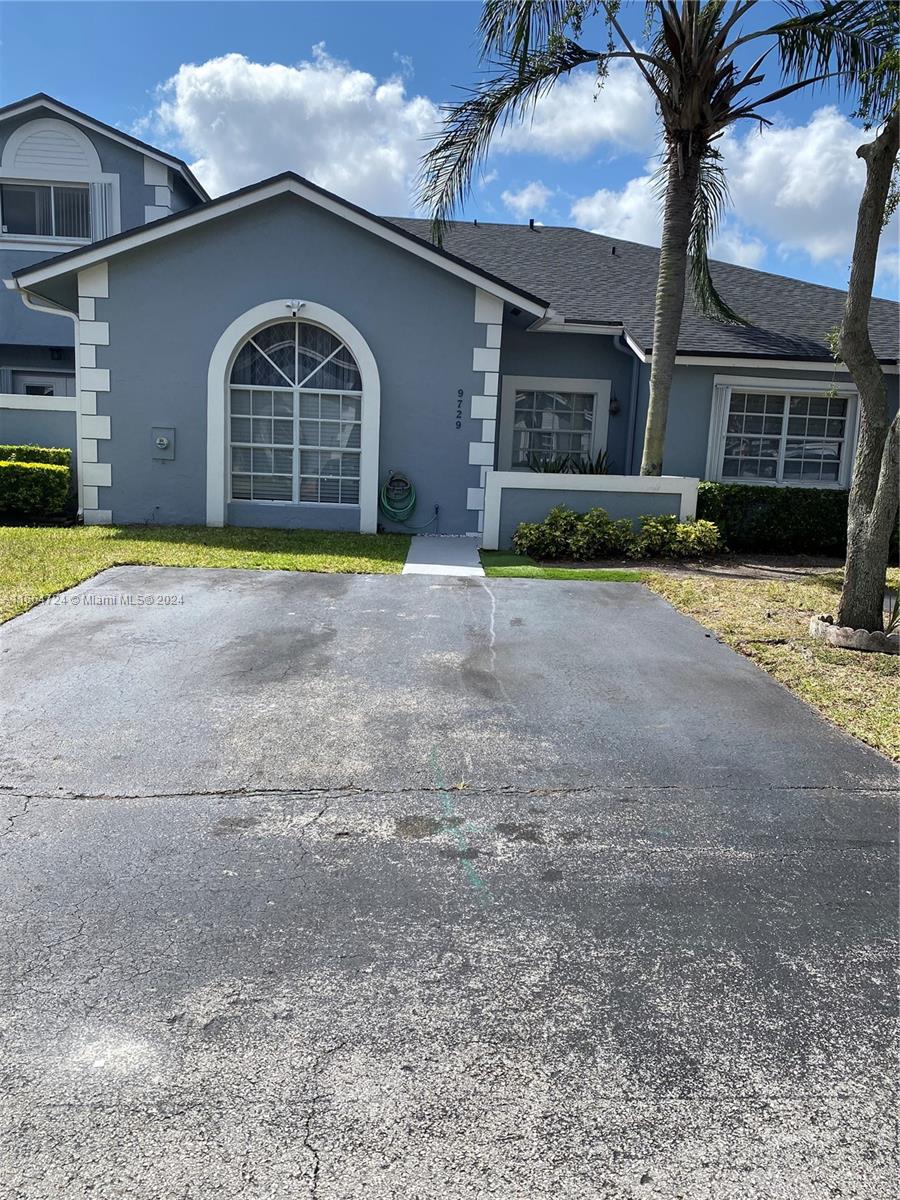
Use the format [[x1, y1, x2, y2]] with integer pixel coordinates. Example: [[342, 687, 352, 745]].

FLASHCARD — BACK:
[[0, 782, 895, 803], [302, 1041, 347, 1198]]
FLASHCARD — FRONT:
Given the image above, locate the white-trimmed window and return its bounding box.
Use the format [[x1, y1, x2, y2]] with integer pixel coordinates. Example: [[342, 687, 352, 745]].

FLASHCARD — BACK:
[[0, 182, 90, 240], [707, 378, 857, 488], [0, 119, 120, 247], [499, 375, 611, 470], [229, 319, 363, 506]]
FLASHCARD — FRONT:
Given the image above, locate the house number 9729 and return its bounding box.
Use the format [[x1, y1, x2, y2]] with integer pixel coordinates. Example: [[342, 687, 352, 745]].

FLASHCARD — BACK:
[[456, 388, 464, 429]]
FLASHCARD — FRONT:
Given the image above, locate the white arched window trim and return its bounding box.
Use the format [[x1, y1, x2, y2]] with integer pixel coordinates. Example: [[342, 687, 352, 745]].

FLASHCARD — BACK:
[[0, 118, 121, 249], [207, 300, 381, 532], [1, 117, 103, 177]]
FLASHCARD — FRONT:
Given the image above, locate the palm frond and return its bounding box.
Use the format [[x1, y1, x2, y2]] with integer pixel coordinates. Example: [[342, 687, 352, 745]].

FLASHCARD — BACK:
[[773, 0, 899, 123], [418, 44, 601, 238], [687, 150, 749, 324], [479, 0, 582, 63]]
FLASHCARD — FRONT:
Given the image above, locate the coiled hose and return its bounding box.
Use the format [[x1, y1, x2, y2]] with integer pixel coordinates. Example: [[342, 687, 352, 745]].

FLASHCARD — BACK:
[[379, 470, 439, 529], [380, 471, 417, 522]]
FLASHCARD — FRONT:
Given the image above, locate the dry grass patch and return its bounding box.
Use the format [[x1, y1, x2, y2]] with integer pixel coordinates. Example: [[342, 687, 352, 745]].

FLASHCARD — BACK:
[[647, 569, 899, 759]]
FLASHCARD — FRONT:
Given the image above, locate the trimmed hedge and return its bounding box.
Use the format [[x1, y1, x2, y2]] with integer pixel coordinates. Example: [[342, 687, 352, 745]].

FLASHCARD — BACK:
[[696, 481, 853, 555], [512, 504, 721, 561], [0, 443, 71, 467], [0, 460, 70, 516]]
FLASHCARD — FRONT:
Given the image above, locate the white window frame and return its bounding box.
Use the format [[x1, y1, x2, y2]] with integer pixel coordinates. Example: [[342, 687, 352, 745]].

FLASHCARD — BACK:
[[207, 300, 381, 531], [11, 370, 76, 398], [705, 375, 859, 490], [0, 179, 92, 242], [498, 375, 612, 471], [0, 119, 120, 251], [229, 379, 363, 509]]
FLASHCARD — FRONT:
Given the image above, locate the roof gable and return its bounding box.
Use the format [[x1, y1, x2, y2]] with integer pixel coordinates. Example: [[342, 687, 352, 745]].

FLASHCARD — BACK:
[[0, 93, 208, 201], [10, 171, 549, 315]]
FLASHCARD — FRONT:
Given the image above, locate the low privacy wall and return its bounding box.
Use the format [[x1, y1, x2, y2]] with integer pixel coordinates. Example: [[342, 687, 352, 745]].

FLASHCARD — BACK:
[[482, 472, 700, 550]]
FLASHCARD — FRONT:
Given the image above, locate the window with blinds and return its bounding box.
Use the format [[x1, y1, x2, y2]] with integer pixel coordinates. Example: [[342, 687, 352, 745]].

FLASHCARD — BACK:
[[0, 181, 91, 239], [229, 320, 364, 506]]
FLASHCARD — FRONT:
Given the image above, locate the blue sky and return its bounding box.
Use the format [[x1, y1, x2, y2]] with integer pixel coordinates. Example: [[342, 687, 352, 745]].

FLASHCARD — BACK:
[[2, 1, 897, 295]]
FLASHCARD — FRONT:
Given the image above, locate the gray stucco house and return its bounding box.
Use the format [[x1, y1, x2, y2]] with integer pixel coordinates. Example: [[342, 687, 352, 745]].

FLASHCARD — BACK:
[[3, 92, 898, 545]]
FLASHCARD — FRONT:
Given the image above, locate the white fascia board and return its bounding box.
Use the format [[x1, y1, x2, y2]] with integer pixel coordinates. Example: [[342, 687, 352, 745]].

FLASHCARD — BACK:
[[2, 97, 206, 197], [519, 322, 899, 373], [530, 320, 625, 336], [12, 177, 549, 316], [712, 373, 859, 391]]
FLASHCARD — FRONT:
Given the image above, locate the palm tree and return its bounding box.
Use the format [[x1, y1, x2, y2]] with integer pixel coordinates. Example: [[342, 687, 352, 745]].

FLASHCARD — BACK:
[[419, 1, 872, 475], [778, 0, 899, 631]]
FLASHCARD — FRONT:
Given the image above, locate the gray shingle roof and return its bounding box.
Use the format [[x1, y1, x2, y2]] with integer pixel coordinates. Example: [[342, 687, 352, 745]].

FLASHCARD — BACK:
[[389, 218, 899, 364]]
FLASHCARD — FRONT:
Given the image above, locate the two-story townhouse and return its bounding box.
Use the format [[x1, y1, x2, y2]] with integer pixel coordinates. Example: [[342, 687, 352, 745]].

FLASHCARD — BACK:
[[0, 93, 206, 468]]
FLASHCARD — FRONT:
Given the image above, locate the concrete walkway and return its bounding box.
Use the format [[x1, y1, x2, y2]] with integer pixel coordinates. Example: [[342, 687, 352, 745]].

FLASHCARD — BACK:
[[402, 534, 484, 577]]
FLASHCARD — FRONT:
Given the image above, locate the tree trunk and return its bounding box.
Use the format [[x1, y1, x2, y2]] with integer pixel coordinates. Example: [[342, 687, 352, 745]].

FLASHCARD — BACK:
[[640, 147, 701, 476], [836, 112, 900, 632]]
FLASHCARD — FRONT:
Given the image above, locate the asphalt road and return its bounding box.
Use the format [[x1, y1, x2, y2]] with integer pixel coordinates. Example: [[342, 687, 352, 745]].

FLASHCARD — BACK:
[[0, 566, 896, 1199]]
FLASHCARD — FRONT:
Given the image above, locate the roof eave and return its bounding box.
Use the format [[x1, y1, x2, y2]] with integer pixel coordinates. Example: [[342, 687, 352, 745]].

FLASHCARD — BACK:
[[11, 172, 550, 317]]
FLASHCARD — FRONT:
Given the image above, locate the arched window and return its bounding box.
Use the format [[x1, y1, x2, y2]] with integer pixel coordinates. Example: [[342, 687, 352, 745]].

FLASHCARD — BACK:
[[229, 319, 363, 505]]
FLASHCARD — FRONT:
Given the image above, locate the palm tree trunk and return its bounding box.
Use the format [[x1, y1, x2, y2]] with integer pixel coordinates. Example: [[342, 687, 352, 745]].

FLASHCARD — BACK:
[[640, 147, 701, 476], [836, 113, 900, 632]]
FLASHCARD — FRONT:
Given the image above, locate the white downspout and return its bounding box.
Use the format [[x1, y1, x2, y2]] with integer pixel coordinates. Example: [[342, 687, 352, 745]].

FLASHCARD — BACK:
[[6, 281, 82, 515]]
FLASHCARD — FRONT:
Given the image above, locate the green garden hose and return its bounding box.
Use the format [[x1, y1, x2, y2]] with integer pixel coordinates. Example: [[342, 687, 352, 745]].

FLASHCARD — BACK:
[[379, 471, 439, 529], [380, 470, 417, 522]]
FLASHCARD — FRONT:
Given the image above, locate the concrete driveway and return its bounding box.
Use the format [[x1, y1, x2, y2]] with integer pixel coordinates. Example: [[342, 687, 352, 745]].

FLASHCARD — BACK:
[[0, 566, 895, 1199]]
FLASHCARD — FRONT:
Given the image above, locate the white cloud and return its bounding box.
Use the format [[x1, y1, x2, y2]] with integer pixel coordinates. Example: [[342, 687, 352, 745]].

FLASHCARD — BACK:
[[496, 61, 657, 161], [570, 173, 659, 243], [568, 106, 900, 281], [719, 106, 889, 263], [146, 47, 440, 213], [710, 226, 767, 269], [501, 180, 553, 218]]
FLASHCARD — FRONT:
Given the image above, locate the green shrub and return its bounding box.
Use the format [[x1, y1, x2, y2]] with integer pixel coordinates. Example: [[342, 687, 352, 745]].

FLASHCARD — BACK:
[[570, 507, 634, 559], [512, 504, 721, 562], [632, 513, 679, 558], [696, 481, 850, 554], [512, 504, 582, 558], [673, 518, 721, 558], [0, 460, 70, 516], [0, 444, 71, 467]]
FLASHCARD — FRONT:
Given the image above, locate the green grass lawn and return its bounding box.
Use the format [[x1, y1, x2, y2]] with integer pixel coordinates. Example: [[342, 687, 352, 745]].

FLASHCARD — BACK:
[[0, 524, 410, 623], [480, 551, 645, 583], [647, 569, 900, 760]]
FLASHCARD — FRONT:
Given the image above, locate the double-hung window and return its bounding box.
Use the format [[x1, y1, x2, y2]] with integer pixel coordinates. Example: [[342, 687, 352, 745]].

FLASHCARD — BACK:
[[710, 382, 855, 487], [0, 182, 91, 240]]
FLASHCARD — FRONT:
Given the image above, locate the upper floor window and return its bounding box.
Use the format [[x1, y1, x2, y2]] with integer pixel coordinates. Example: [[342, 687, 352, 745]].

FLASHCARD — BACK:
[[0, 117, 119, 244], [0, 182, 90, 240]]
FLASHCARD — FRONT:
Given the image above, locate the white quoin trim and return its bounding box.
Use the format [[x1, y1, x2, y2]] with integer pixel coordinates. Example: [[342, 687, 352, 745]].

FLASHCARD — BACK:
[[481, 471, 700, 551], [75, 264, 112, 523], [206, 299, 381, 532], [468, 288, 504, 530]]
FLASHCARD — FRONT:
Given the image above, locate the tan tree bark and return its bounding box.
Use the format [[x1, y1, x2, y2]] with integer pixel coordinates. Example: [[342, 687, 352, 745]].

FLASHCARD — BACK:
[[837, 111, 900, 632], [640, 148, 702, 476]]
